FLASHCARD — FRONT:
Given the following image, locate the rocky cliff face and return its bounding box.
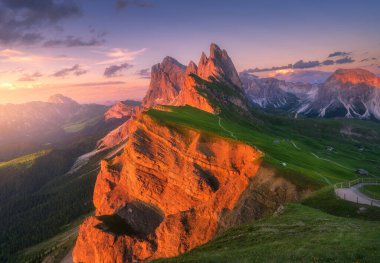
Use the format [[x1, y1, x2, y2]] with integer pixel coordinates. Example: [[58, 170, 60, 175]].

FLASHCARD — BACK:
[[73, 114, 263, 262], [141, 43, 243, 114], [142, 57, 185, 108], [104, 101, 141, 122]]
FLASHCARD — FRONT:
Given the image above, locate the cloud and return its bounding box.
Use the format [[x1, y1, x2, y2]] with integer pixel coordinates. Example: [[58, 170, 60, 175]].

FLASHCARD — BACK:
[[274, 70, 332, 84], [361, 57, 377, 62], [0, 48, 77, 63], [243, 64, 292, 74], [18, 72, 43, 81], [0, 0, 82, 45], [104, 63, 133, 77], [322, 59, 335, 66], [96, 48, 146, 65], [293, 60, 320, 69], [73, 81, 126, 87], [328, 51, 351, 58], [335, 57, 355, 64], [0, 48, 40, 62], [243, 53, 356, 74], [52, 64, 87, 78], [116, 0, 154, 10], [136, 68, 151, 78], [43, 35, 105, 48]]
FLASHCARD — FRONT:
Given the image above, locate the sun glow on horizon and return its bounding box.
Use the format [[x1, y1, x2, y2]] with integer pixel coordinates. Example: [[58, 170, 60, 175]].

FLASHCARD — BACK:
[[268, 69, 295, 77]]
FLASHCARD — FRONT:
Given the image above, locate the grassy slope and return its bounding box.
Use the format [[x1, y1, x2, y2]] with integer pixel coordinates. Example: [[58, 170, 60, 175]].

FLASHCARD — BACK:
[[147, 106, 380, 186], [154, 202, 380, 263], [63, 115, 103, 133], [0, 150, 50, 172], [360, 185, 380, 200]]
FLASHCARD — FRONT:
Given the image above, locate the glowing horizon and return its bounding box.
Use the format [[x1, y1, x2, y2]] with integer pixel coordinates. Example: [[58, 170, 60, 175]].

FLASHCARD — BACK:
[[0, 0, 379, 104]]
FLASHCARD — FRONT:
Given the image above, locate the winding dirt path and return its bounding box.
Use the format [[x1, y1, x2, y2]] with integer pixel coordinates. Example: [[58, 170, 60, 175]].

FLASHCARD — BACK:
[[218, 117, 237, 139], [335, 183, 380, 207]]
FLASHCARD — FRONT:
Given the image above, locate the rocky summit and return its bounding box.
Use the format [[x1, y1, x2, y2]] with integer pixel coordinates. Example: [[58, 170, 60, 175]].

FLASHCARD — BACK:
[[142, 43, 244, 114]]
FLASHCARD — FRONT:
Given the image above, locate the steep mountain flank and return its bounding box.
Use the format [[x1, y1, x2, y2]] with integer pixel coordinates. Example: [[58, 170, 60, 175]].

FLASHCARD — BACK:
[[73, 114, 263, 262]]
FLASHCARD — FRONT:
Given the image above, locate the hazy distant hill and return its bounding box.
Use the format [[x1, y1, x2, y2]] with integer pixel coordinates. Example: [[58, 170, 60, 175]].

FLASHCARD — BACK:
[[0, 95, 140, 161]]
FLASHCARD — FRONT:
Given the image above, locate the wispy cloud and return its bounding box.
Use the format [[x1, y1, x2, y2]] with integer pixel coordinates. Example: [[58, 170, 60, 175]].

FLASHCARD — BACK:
[[104, 63, 133, 77], [335, 57, 355, 64], [0, 0, 81, 45], [293, 60, 320, 69], [0, 48, 75, 63], [51, 64, 87, 78], [243, 53, 356, 74], [328, 51, 351, 58], [18, 72, 43, 82], [73, 81, 126, 87], [44, 35, 106, 48], [0, 48, 41, 62], [116, 0, 154, 10], [136, 68, 151, 79], [96, 48, 146, 65], [360, 57, 377, 62]]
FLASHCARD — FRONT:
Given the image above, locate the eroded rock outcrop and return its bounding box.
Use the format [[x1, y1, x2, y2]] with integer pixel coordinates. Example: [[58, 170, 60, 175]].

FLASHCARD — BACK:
[[141, 43, 243, 114], [73, 113, 263, 262], [197, 43, 242, 88], [105, 101, 141, 122]]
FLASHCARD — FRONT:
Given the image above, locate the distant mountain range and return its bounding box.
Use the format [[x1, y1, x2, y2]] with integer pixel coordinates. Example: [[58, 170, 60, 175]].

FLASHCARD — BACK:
[[241, 68, 380, 120]]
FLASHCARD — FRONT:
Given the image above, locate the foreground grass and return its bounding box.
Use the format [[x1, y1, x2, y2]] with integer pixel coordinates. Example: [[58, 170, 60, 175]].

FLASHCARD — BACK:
[[360, 185, 380, 200], [154, 203, 380, 263]]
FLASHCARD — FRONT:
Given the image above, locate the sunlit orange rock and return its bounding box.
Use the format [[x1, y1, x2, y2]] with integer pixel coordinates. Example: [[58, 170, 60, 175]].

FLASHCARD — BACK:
[[326, 68, 380, 87], [197, 43, 242, 88], [141, 43, 243, 114], [104, 101, 140, 121], [73, 113, 263, 262]]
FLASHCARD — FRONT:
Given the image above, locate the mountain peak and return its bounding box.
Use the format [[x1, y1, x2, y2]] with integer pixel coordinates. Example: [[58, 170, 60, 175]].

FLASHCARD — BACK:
[[326, 68, 380, 87], [197, 43, 242, 87], [161, 56, 184, 68], [209, 43, 223, 58], [143, 56, 186, 108], [186, 60, 198, 74], [48, 94, 78, 105]]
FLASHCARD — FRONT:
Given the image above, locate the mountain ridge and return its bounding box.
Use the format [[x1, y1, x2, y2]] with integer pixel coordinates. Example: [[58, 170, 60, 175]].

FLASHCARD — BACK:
[[241, 68, 380, 120]]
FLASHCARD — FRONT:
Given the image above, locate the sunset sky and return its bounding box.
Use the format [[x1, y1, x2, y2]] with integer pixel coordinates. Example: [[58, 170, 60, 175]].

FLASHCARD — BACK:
[[1, 0, 380, 104]]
